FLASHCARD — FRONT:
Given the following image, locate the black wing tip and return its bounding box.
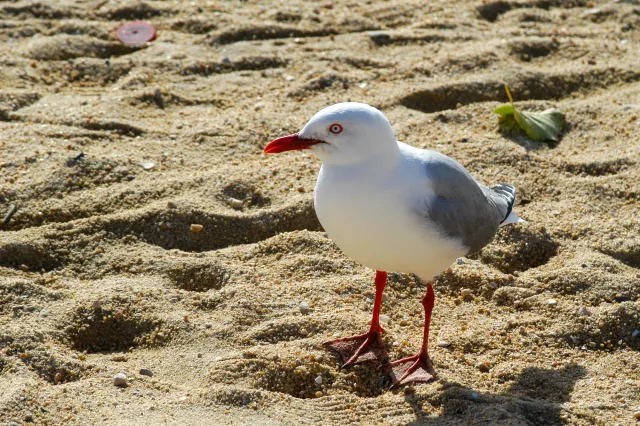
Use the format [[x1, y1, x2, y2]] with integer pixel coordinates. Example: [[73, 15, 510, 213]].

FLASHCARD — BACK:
[[491, 183, 516, 223]]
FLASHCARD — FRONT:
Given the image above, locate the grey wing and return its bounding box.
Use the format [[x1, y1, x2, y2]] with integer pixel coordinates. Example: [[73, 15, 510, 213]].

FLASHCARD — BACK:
[[416, 151, 513, 254]]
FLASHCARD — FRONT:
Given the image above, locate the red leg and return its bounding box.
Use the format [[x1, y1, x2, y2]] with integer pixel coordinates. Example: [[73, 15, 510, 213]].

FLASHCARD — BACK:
[[383, 281, 437, 388], [324, 270, 389, 367]]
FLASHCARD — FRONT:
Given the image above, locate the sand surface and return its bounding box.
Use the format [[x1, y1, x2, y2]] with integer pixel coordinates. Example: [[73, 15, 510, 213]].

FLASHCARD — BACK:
[[1, 0, 639, 425]]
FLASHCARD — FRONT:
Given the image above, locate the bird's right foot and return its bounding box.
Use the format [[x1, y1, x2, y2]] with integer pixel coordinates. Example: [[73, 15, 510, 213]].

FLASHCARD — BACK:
[[323, 329, 388, 368]]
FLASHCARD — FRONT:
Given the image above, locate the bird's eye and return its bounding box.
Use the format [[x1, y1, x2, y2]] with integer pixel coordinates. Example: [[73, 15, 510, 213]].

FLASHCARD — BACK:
[[329, 124, 343, 134]]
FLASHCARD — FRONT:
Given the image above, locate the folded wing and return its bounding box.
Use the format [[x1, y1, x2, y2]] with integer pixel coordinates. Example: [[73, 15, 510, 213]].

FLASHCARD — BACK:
[[414, 150, 519, 254]]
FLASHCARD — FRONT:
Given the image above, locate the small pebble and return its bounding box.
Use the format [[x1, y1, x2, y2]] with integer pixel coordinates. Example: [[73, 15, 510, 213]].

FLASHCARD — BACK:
[[92, 300, 102, 309], [476, 362, 490, 373], [460, 288, 472, 298], [314, 376, 322, 385], [300, 328, 308, 336], [471, 392, 479, 400], [379, 314, 390, 325], [578, 307, 591, 316], [227, 197, 244, 209], [315, 391, 323, 398], [438, 340, 451, 348], [190, 224, 204, 233], [632, 329, 640, 338], [547, 299, 557, 306], [299, 301, 309, 314], [153, 86, 164, 108], [369, 31, 391, 45], [113, 373, 128, 387], [139, 368, 153, 377], [141, 162, 154, 170]]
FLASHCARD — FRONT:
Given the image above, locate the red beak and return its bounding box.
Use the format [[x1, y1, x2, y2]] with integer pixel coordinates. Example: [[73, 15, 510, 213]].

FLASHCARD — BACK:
[[264, 133, 325, 154]]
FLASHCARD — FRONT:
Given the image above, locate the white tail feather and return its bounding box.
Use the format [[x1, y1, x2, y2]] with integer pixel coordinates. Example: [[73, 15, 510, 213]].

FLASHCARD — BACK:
[[500, 210, 525, 227]]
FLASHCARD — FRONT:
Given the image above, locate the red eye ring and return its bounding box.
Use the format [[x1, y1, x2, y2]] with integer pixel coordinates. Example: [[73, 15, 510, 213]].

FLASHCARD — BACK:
[[329, 123, 343, 134]]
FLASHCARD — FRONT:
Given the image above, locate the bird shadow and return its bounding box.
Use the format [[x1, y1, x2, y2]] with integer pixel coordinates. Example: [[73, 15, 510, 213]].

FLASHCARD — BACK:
[[402, 364, 587, 426]]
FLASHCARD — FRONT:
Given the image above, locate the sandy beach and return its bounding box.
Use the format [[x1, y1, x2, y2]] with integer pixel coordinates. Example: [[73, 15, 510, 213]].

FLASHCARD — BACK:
[[0, 0, 639, 424]]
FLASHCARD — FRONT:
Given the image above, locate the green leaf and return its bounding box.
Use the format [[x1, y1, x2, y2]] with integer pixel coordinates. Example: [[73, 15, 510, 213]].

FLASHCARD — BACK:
[[494, 84, 565, 142], [493, 104, 514, 115], [514, 108, 565, 142]]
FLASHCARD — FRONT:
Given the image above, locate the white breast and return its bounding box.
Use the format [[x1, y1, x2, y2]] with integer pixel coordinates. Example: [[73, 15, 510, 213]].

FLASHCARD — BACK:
[[314, 161, 466, 281]]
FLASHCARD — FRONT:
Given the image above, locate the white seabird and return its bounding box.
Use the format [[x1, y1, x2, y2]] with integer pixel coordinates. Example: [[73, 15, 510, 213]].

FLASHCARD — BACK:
[[264, 102, 522, 387]]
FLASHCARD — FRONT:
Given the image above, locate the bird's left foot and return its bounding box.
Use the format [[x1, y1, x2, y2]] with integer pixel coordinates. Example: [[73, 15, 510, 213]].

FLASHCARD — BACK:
[[383, 351, 436, 388]]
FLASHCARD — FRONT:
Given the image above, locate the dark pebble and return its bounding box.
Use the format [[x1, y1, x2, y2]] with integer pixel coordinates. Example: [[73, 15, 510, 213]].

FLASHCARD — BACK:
[[139, 368, 153, 377]]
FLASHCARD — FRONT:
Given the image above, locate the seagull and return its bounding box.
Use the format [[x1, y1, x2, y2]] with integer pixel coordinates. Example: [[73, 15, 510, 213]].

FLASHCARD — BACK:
[[264, 102, 523, 388]]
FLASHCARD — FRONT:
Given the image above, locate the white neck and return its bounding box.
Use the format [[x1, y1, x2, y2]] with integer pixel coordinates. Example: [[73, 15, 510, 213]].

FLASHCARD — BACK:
[[317, 138, 402, 170]]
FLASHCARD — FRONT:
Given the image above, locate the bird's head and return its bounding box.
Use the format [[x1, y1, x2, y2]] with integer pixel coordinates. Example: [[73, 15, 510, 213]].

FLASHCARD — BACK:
[[264, 102, 398, 165]]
